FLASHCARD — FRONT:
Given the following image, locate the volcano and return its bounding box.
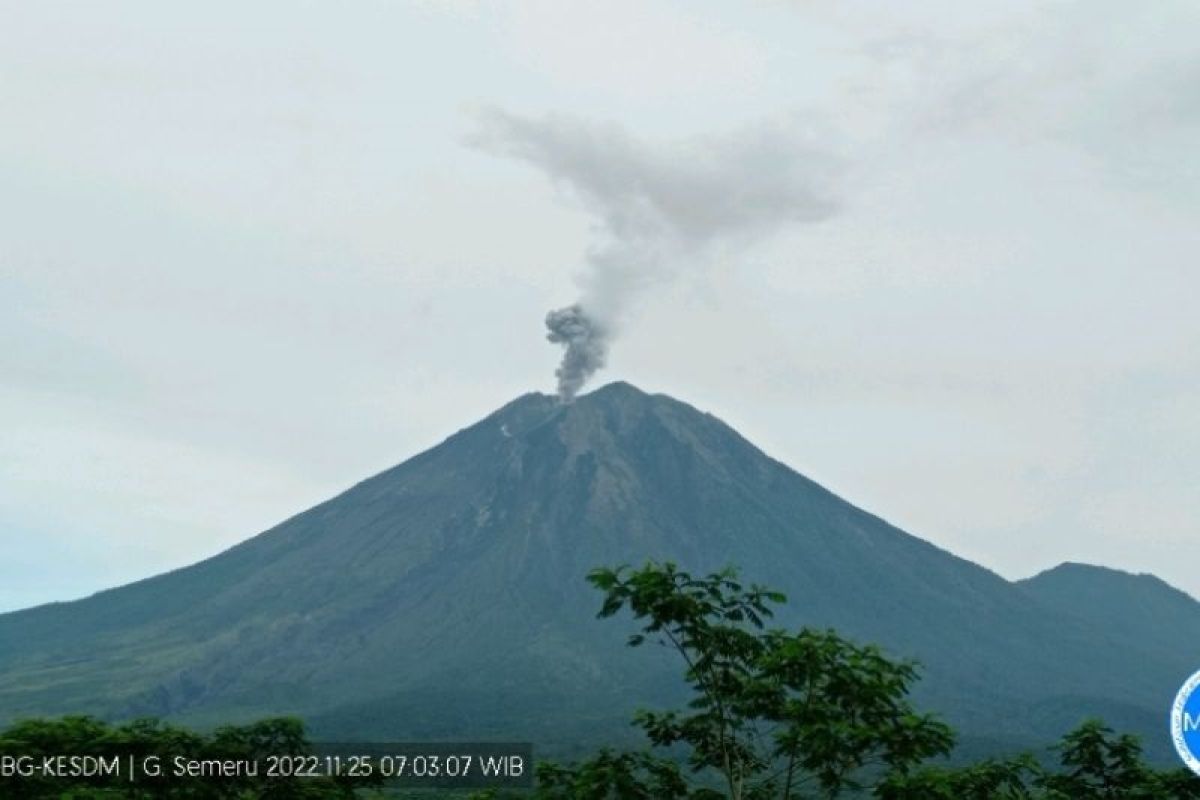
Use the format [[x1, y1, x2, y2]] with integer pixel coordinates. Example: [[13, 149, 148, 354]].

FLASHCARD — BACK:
[[1, 382, 1195, 759]]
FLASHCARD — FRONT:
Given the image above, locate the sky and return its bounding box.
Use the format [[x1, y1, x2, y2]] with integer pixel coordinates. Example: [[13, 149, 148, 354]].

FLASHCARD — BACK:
[[1, 0, 1197, 612]]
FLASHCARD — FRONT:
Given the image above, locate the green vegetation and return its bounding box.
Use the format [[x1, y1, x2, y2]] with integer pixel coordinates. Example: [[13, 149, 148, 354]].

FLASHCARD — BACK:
[[476, 561, 1200, 799], [2, 385, 1198, 757], [553, 562, 953, 798], [879, 720, 1200, 798], [2, 560, 1197, 798], [0, 716, 380, 798]]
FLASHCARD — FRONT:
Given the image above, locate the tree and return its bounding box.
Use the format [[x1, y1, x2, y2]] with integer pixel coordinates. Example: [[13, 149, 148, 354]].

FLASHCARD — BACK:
[[513, 561, 1200, 800], [535, 562, 953, 799], [1039, 720, 1200, 800], [0, 715, 381, 799], [875, 753, 1043, 799], [877, 719, 1200, 799]]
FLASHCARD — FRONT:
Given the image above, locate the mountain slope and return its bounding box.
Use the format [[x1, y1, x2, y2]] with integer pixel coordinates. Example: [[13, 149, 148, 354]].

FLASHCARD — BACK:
[[1019, 562, 1200, 672], [0, 383, 1194, 759]]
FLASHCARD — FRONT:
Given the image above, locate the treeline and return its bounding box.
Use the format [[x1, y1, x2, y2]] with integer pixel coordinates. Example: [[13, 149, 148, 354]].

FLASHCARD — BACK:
[[0, 716, 377, 799], [2, 561, 1196, 798]]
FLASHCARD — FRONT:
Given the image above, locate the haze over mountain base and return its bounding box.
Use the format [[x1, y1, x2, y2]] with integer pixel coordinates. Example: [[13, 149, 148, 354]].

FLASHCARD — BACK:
[[1, 383, 1196, 762]]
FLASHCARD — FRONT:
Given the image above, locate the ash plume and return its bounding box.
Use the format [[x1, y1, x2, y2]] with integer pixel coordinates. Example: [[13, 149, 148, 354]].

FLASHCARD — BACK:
[[469, 108, 842, 399], [545, 304, 608, 402]]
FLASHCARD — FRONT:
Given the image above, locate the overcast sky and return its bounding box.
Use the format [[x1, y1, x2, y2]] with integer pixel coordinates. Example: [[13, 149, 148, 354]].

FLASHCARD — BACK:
[[2, 1, 1197, 612]]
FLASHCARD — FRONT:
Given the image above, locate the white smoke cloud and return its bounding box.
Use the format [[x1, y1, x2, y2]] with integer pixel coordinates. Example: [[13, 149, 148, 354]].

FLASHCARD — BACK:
[[470, 108, 843, 399]]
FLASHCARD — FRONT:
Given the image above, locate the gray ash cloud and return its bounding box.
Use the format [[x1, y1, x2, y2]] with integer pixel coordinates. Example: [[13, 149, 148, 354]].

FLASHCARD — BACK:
[[470, 108, 842, 400], [544, 304, 607, 402]]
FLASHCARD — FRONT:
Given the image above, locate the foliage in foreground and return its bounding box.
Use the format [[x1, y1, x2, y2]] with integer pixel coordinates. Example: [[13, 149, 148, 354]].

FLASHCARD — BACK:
[[0, 715, 380, 798], [475, 561, 1200, 799], [4, 562, 1198, 798]]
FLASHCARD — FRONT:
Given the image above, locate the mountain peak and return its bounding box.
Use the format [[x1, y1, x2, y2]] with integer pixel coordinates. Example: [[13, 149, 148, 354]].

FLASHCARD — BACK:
[[583, 380, 651, 401], [3, 384, 1197, 763], [568, 381, 668, 418], [1018, 561, 1200, 682], [1021, 561, 1198, 605], [487, 382, 660, 428], [480, 382, 719, 452]]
